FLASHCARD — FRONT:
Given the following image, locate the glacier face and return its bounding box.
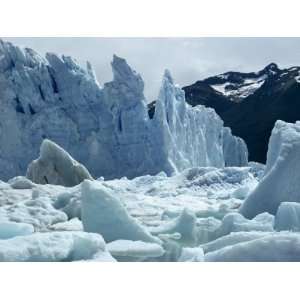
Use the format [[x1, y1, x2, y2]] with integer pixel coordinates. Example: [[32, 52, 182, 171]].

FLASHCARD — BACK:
[[0, 39, 247, 181]]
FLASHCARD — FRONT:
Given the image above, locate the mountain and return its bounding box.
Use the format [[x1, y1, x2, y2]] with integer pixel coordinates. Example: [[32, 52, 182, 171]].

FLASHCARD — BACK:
[[0, 39, 247, 180], [182, 63, 300, 163]]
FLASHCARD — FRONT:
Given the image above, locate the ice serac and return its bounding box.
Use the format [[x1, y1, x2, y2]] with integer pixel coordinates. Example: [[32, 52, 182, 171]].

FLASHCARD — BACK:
[[0, 39, 247, 181], [26, 139, 93, 187], [240, 120, 300, 218]]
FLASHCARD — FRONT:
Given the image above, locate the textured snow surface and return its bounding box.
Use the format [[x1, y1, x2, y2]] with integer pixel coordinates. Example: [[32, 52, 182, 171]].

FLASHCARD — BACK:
[[0, 39, 247, 181], [240, 121, 300, 218]]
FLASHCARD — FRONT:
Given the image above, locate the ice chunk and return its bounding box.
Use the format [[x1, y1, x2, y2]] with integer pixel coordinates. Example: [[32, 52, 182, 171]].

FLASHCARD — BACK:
[[240, 121, 300, 218], [196, 217, 222, 244], [0, 231, 110, 262], [0, 222, 34, 239], [107, 240, 164, 261], [151, 208, 197, 246], [214, 212, 274, 238], [26, 139, 93, 187], [275, 202, 300, 231], [8, 176, 35, 189], [81, 180, 160, 244], [205, 232, 300, 262], [178, 247, 204, 262], [201, 231, 271, 253]]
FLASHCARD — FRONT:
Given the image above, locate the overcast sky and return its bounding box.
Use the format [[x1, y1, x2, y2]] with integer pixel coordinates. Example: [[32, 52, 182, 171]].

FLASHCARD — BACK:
[[5, 37, 300, 101]]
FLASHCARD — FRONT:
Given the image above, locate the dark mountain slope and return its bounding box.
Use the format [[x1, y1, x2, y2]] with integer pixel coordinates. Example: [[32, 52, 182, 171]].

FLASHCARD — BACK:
[[181, 63, 300, 163]]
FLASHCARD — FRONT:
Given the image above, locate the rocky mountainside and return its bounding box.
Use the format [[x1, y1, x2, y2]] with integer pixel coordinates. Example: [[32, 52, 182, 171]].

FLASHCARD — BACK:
[[0, 39, 247, 180], [182, 63, 300, 163]]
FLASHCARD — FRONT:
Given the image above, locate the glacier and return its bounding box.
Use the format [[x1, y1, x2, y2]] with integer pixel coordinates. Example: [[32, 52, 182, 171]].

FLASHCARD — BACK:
[[2, 39, 300, 262], [0, 39, 247, 181]]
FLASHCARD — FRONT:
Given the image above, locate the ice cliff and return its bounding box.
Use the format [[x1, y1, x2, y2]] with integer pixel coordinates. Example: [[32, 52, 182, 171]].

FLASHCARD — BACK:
[[0, 39, 248, 181]]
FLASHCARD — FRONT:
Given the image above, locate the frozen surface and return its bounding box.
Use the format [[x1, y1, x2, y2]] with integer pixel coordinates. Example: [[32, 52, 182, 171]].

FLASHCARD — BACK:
[[275, 202, 300, 231], [0, 231, 110, 262], [0, 39, 247, 181], [27, 139, 93, 186], [240, 121, 300, 218], [205, 232, 300, 262]]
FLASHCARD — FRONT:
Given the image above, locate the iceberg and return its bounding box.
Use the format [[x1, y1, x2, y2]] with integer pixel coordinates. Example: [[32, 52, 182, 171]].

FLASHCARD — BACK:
[[240, 121, 300, 218], [26, 139, 93, 187], [0, 39, 247, 181], [81, 180, 160, 244]]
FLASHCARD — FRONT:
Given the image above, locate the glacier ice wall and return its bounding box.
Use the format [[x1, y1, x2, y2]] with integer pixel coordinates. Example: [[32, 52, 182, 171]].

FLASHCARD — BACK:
[[0, 39, 248, 180]]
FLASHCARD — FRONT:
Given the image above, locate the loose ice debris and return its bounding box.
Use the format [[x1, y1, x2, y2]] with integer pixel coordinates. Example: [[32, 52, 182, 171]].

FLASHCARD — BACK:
[[0, 221, 34, 239], [0, 231, 111, 262], [151, 208, 198, 246], [201, 231, 271, 253], [178, 247, 204, 262], [240, 120, 300, 218], [205, 232, 300, 262], [107, 240, 165, 261], [26, 139, 93, 187], [275, 202, 300, 231], [49, 218, 83, 231], [81, 180, 161, 244], [213, 212, 274, 239]]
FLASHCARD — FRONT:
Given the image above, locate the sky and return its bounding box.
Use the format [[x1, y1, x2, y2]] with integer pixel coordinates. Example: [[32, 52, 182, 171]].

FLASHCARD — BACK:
[[4, 37, 300, 101]]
